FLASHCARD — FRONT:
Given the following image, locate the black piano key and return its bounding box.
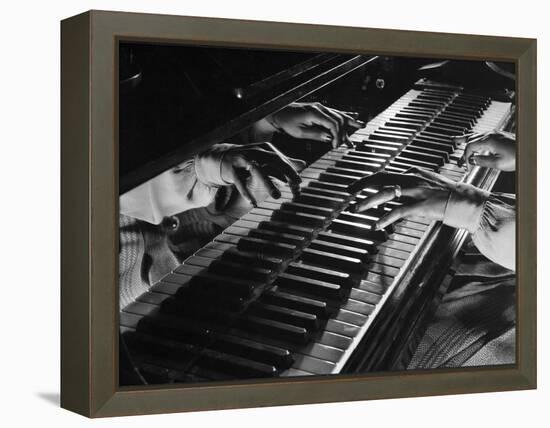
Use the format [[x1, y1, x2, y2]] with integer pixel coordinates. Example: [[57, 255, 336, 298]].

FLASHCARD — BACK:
[[277, 272, 344, 301], [400, 148, 445, 166], [438, 111, 475, 125], [384, 120, 422, 131], [301, 248, 364, 273], [190, 273, 257, 298], [196, 347, 279, 378], [393, 155, 440, 171], [308, 180, 352, 194], [237, 314, 310, 345], [369, 132, 409, 143], [258, 220, 315, 239], [220, 247, 285, 271], [334, 159, 381, 172], [248, 302, 321, 330], [432, 116, 472, 129], [286, 262, 353, 288], [295, 192, 345, 209], [272, 209, 328, 229], [121, 308, 214, 345], [185, 255, 275, 282], [249, 228, 310, 248], [410, 139, 453, 155], [209, 334, 294, 368], [262, 289, 330, 319], [445, 105, 482, 118], [404, 144, 450, 162], [318, 171, 362, 185], [281, 202, 335, 218], [395, 111, 433, 121], [343, 152, 392, 163], [237, 236, 299, 259], [301, 185, 352, 201]]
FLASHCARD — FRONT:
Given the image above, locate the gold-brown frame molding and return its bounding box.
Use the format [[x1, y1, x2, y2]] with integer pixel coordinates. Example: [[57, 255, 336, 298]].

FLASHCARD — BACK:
[[60, 10, 537, 417]]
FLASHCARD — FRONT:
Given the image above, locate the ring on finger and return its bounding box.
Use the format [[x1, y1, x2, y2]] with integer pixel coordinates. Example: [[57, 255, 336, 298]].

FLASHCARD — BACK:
[[394, 184, 402, 200]]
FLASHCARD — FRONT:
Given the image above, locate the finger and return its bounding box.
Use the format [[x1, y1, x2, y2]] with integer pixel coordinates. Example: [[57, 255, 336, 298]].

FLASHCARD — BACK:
[[228, 167, 257, 207], [289, 157, 307, 172], [351, 186, 399, 213], [469, 154, 501, 169], [348, 172, 420, 194], [307, 106, 341, 148], [243, 144, 302, 188], [249, 162, 281, 199], [266, 144, 303, 186], [318, 105, 348, 147], [340, 111, 360, 119], [298, 127, 333, 144], [375, 202, 424, 230], [327, 107, 365, 129]]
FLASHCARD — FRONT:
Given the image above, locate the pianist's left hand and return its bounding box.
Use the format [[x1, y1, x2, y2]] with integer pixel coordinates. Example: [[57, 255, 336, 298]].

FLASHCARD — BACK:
[[264, 102, 366, 148]]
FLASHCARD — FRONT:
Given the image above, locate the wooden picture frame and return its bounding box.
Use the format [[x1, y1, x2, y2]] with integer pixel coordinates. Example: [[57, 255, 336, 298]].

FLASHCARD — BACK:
[[61, 10, 537, 417]]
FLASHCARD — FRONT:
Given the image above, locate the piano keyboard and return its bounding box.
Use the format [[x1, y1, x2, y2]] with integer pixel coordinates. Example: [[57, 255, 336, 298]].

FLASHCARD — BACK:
[[120, 84, 513, 383]]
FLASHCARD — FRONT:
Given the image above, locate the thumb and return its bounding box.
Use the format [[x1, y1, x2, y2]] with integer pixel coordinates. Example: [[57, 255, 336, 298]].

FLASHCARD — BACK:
[[469, 154, 500, 169]]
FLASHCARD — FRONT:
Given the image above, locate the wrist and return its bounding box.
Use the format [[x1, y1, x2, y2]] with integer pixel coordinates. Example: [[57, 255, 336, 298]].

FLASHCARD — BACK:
[[194, 143, 235, 186], [443, 183, 491, 233]]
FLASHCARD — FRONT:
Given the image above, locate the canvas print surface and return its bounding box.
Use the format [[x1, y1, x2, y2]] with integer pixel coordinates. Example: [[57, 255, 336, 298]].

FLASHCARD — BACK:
[[118, 42, 516, 386]]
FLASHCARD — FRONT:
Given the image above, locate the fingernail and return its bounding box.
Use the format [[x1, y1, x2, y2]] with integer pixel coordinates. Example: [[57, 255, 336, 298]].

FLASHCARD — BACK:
[[357, 120, 366, 128]]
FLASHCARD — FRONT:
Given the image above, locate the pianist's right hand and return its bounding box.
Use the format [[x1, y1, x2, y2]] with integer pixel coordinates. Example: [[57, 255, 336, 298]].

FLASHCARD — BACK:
[[455, 131, 516, 171]]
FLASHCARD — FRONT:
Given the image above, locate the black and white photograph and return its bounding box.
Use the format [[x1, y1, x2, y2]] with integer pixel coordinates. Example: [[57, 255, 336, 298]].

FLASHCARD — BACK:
[[117, 42, 517, 386]]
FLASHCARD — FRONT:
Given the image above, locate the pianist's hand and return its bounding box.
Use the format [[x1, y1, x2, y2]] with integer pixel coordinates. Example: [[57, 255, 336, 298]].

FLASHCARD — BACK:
[[349, 169, 460, 230], [455, 131, 516, 171], [265, 102, 365, 148], [219, 142, 304, 207]]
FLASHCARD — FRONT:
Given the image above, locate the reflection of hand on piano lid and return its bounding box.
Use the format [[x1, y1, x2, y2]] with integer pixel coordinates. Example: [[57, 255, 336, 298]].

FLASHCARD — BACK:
[[218, 142, 304, 208], [350, 169, 515, 270], [256, 102, 366, 149]]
